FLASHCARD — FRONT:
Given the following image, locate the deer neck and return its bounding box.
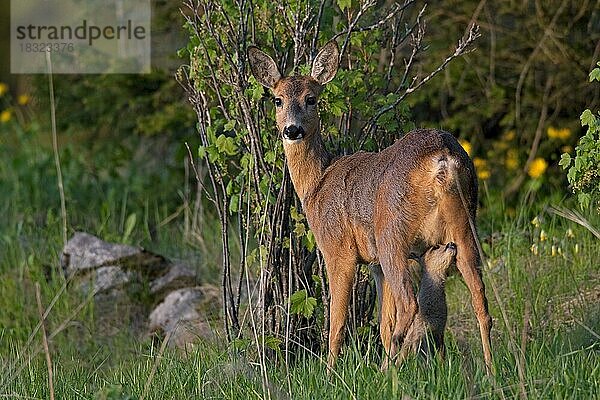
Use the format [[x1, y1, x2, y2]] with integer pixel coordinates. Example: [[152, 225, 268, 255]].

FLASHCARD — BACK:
[[283, 131, 331, 203]]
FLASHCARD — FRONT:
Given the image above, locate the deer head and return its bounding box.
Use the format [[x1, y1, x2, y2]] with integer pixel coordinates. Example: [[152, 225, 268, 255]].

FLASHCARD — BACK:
[[247, 41, 339, 143]]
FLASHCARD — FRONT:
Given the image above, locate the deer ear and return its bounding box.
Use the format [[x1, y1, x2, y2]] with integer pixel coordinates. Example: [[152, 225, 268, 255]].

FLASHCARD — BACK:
[[311, 40, 339, 85], [247, 46, 282, 89]]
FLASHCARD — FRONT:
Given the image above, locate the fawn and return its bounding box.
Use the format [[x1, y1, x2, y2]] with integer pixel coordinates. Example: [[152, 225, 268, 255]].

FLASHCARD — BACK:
[[247, 40, 492, 372], [401, 242, 457, 360]]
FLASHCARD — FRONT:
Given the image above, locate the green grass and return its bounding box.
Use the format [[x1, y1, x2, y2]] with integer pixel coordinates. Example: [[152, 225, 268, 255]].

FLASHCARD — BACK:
[[1, 124, 599, 399]]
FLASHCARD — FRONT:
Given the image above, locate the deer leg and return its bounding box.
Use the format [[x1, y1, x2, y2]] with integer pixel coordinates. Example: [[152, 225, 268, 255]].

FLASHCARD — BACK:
[[455, 242, 493, 374], [325, 256, 356, 370], [370, 264, 396, 369], [378, 251, 417, 366], [380, 278, 396, 369], [444, 205, 493, 374]]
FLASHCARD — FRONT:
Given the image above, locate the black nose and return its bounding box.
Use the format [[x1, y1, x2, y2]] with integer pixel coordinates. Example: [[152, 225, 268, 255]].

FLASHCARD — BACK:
[[446, 242, 457, 251], [283, 125, 305, 140]]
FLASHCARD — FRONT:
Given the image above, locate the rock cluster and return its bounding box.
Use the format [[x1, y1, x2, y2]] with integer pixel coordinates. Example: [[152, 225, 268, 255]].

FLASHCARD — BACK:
[[61, 232, 219, 347]]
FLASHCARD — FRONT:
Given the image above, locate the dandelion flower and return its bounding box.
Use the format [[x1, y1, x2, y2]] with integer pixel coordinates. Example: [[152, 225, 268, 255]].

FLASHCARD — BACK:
[[547, 126, 559, 139], [505, 149, 519, 170], [17, 94, 30, 106], [503, 130, 516, 141], [0, 83, 7, 97], [0, 109, 11, 123], [459, 139, 472, 156], [473, 157, 486, 169], [477, 169, 491, 180], [527, 157, 548, 179], [473, 157, 491, 180], [547, 126, 572, 140]]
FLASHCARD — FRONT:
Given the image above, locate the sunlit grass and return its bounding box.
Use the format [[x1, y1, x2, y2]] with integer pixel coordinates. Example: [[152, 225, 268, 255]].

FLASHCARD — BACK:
[[0, 120, 598, 399]]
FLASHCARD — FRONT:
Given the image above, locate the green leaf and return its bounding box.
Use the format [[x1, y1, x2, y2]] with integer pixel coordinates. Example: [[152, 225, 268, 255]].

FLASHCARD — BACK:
[[305, 230, 316, 252], [589, 67, 600, 82], [229, 194, 239, 213], [559, 153, 571, 169], [224, 120, 236, 131], [294, 222, 306, 237], [197, 145, 206, 159], [290, 206, 305, 222], [578, 192, 591, 210], [262, 335, 282, 351], [289, 289, 317, 318], [580, 109, 596, 128], [337, 0, 351, 11], [215, 134, 238, 155], [122, 213, 137, 243]]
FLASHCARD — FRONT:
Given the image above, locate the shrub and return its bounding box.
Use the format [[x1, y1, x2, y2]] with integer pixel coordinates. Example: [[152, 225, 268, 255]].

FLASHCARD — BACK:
[[560, 62, 600, 211], [178, 0, 480, 354]]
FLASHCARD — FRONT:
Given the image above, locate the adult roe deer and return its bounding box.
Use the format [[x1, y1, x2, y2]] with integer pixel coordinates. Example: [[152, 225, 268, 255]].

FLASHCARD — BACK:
[[247, 40, 492, 372]]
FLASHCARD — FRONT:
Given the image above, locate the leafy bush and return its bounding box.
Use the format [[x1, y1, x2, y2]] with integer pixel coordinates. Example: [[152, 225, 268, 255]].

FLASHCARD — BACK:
[[560, 62, 600, 211], [179, 0, 480, 352]]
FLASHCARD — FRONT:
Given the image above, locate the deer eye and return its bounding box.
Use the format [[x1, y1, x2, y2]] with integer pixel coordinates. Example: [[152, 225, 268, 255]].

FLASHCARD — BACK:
[[274, 98, 283, 107], [306, 96, 317, 106]]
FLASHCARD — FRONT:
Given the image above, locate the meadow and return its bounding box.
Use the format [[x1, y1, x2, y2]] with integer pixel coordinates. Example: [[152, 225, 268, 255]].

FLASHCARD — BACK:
[[0, 112, 598, 399]]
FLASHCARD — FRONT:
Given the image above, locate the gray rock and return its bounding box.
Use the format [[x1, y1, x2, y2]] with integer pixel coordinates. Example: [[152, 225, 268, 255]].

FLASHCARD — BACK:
[[60, 232, 215, 344], [150, 262, 197, 297], [61, 231, 168, 280], [148, 287, 218, 347]]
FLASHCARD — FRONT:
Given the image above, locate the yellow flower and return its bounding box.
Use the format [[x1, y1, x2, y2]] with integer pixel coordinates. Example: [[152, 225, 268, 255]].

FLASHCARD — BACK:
[[561, 145, 573, 154], [477, 169, 491, 180], [503, 130, 516, 141], [0, 83, 7, 97], [459, 139, 472, 156], [540, 230, 547, 241], [505, 149, 519, 170], [0, 109, 11, 123], [531, 216, 540, 227], [527, 157, 548, 179], [547, 126, 571, 140], [473, 157, 486, 169], [17, 94, 30, 106], [473, 157, 491, 180]]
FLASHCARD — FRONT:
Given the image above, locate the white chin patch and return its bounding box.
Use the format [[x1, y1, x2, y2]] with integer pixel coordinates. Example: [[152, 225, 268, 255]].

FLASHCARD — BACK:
[[283, 138, 303, 144]]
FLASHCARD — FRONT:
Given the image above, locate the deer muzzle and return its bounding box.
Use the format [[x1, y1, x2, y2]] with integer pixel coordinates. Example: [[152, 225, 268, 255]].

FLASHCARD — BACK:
[[283, 125, 305, 141]]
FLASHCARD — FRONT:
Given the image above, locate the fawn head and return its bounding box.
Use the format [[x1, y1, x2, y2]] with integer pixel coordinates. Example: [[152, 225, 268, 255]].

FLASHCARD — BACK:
[[423, 242, 457, 277], [247, 41, 339, 143]]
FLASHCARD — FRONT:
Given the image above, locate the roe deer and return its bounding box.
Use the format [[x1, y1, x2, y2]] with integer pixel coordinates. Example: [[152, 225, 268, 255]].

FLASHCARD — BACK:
[[401, 242, 457, 360], [247, 40, 492, 372]]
